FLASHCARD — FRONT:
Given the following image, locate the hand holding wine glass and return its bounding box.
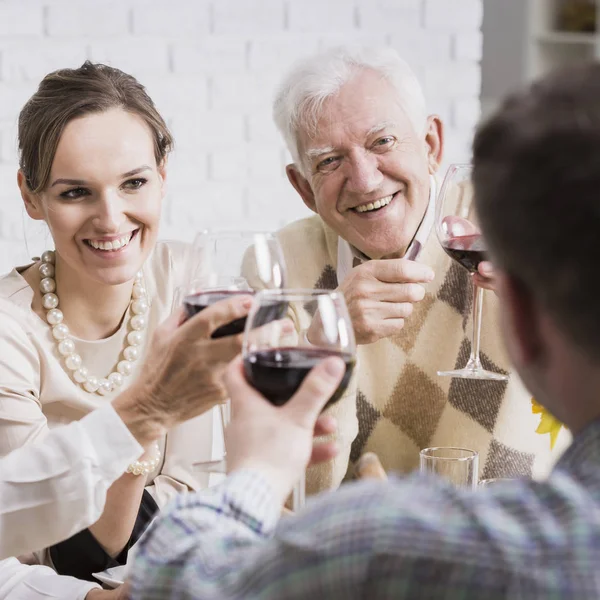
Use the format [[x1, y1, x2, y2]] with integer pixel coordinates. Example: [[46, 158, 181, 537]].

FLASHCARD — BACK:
[[224, 354, 344, 508], [436, 164, 508, 380], [242, 289, 356, 510]]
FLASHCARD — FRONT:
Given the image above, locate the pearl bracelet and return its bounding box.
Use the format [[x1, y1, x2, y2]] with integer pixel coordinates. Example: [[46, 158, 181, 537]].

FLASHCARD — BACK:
[[126, 442, 161, 476]]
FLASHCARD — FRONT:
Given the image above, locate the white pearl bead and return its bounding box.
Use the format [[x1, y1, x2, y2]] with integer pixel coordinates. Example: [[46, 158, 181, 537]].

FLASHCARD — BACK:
[[130, 315, 146, 331], [132, 284, 146, 299], [117, 360, 134, 376], [42, 293, 59, 310], [131, 298, 149, 315], [123, 346, 140, 361], [73, 367, 89, 383], [58, 338, 75, 355], [52, 323, 69, 340], [39, 277, 56, 294], [127, 331, 143, 346], [108, 372, 124, 388], [39, 262, 55, 278], [41, 250, 55, 264], [97, 378, 112, 395], [83, 375, 99, 393], [65, 353, 82, 370], [47, 308, 63, 326], [135, 271, 143, 282]]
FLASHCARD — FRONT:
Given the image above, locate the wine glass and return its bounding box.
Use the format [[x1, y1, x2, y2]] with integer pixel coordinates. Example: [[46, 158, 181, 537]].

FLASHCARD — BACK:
[[419, 447, 479, 488], [242, 289, 357, 510], [436, 164, 508, 381], [181, 231, 287, 480]]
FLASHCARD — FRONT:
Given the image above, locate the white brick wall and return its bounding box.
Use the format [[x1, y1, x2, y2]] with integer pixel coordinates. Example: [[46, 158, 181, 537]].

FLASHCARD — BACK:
[[0, 0, 482, 271]]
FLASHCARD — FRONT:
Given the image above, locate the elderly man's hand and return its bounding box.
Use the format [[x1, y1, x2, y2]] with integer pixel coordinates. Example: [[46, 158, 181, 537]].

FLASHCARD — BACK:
[[224, 355, 343, 507], [474, 261, 498, 294], [339, 259, 435, 345]]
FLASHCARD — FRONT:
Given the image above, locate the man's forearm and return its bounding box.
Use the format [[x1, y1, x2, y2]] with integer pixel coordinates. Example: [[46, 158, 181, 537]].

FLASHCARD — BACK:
[[129, 470, 280, 599]]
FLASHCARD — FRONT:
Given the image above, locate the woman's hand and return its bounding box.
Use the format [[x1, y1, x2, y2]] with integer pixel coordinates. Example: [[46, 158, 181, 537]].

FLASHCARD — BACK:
[[114, 294, 253, 446]]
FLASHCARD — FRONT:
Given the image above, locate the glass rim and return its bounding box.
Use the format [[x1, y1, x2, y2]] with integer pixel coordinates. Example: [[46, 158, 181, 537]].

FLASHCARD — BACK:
[[419, 446, 478, 461], [253, 288, 342, 301]]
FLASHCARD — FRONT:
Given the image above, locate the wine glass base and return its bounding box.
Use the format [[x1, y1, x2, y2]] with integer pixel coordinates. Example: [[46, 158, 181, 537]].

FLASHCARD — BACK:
[[437, 368, 508, 381]]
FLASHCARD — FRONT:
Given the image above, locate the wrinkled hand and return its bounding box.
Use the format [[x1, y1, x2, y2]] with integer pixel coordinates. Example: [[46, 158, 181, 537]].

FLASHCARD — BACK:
[[114, 295, 253, 442], [339, 259, 434, 345], [474, 261, 498, 294], [224, 355, 344, 506]]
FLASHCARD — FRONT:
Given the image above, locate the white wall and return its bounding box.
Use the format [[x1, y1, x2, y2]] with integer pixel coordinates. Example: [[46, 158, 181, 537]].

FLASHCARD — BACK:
[[481, 0, 528, 118], [0, 0, 482, 272]]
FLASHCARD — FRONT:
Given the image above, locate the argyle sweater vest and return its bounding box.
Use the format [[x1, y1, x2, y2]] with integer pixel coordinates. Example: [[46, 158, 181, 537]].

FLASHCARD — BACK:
[[265, 215, 567, 494]]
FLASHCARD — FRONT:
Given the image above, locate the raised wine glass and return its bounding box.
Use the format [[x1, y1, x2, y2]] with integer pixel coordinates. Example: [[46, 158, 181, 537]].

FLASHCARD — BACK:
[[183, 230, 287, 340], [242, 289, 357, 509], [182, 231, 287, 480], [436, 164, 508, 380]]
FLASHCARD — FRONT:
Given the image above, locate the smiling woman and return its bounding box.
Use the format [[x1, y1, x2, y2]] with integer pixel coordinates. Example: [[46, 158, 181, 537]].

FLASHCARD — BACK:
[[0, 62, 233, 595]]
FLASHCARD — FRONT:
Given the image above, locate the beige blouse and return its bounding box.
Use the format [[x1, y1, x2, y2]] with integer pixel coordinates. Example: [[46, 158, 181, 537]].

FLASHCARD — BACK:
[[0, 240, 221, 519]]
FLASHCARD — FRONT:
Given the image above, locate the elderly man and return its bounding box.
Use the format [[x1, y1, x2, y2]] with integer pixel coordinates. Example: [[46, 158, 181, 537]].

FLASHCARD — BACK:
[[258, 46, 562, 492], [131, 60, 600, 600]]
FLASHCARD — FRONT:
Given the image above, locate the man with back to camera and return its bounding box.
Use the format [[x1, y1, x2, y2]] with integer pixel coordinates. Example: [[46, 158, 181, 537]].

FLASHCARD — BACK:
[[130, 60, 600, 599]]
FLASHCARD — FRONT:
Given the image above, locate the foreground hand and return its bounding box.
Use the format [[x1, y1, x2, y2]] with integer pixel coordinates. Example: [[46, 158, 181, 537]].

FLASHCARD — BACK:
[[224, 355, 344, 506], [113, 295, 253, 445], [339, 259, 434, 345], [473, 261, 498, 294]]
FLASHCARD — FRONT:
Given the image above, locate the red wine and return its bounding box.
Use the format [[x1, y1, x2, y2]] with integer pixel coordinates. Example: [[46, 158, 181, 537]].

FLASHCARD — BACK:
[[442, 234, 488, 273], [184, 290, 251, 338], [243, 347, 356, 409], [184, 290, 288, 338]]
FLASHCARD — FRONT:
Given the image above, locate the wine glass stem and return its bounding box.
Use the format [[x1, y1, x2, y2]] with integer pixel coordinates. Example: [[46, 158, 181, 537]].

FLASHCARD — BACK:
[[466, 276, 484, 370]]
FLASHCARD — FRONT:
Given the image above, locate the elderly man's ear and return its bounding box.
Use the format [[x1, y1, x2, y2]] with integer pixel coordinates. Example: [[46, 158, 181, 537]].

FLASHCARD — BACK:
[[425, 115, 444, 175], [286, 164, 317, 213]]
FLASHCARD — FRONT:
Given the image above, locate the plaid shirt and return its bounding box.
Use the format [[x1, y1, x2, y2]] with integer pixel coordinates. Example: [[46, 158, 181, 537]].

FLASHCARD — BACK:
[[130, 420, 600, 599]]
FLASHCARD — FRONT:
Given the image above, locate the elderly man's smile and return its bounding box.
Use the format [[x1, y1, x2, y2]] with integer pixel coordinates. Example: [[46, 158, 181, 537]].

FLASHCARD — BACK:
[[347, 191, 402, 218]]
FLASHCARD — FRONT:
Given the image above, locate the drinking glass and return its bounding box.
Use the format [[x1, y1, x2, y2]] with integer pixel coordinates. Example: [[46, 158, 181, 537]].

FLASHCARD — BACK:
[[436, 164, 508, 381], [419, 447, 479, 488], [183, 230, 287, 422], [243, 289, 357, 509], [179, 231, 287, 480]]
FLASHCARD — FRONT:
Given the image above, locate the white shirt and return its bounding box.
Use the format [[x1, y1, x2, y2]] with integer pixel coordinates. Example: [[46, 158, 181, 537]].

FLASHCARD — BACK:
[[0, 404, 143, 598]]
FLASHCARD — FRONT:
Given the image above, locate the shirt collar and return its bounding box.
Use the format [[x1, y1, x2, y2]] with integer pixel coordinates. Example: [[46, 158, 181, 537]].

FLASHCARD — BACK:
[[337, 174, 437, 285], [556, 418, 600, 473]]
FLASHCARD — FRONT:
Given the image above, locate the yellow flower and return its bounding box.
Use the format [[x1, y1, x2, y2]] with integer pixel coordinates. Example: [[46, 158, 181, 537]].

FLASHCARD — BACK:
[[531, 398, 563, 449]]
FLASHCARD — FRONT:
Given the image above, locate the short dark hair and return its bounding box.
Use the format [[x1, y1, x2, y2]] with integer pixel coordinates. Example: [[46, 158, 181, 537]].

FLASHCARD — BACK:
[[19, 61, 173, 193], [473, 62, 600, 359]]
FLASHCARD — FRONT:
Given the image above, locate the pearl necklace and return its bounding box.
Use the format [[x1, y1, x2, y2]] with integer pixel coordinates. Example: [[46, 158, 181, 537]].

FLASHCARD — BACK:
[[39, 250, 150, 396]]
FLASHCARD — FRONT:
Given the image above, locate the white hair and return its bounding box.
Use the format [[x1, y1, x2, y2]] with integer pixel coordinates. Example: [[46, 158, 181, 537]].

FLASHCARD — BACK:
[[273, 46, 428, 174]]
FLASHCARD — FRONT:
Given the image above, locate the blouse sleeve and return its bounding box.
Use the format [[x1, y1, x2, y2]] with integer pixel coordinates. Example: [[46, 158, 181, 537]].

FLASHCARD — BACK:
[[0, 309, 46, 456], [0, 558, 99, 600]]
